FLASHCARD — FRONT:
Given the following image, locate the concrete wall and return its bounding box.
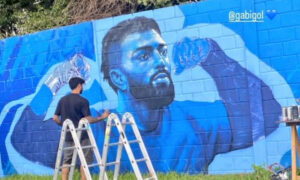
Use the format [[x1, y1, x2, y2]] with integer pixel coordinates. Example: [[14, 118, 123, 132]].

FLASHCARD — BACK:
[[0, 0, 299, 176]]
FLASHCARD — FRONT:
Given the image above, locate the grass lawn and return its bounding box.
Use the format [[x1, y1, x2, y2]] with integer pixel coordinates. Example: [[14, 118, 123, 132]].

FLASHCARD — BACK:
[[0, 166, 274, 180], [0, 173, 268, 180]]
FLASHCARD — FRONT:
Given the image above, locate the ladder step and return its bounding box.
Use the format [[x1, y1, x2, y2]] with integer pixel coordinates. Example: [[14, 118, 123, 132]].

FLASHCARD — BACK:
[[63, 146, 75, 151], [66, 127, 88, 132], [108, 142, 122, 146], [105, 161, 120, 166], [128, 139, 140, 144], [82, 145, 95, 149], [87, 163, 102, 168], [76, 127, 88, 131], [108, 139, 140, 146], [111, 122, 132, 126], [136, 158, 147, 163], [60, 164, 75, 169], [63, 145, 95, 151]]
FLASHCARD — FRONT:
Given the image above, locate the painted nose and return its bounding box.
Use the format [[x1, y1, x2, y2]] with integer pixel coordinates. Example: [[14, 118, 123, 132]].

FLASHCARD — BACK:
[[153, 50, 166, 69]]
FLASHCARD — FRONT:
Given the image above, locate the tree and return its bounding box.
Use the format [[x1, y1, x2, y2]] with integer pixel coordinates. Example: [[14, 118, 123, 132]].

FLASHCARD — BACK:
[[0, 0, 200, 38]]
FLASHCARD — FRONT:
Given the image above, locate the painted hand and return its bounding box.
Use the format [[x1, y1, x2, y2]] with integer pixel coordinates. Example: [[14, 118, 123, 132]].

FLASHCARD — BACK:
[[44, 53, 91, 95], [172, 37, 211, 75]]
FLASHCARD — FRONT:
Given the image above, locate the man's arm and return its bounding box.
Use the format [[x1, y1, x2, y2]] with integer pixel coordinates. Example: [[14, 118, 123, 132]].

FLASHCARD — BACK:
[[53, 114, 62, 125], [173, 38, 281, 150], [202, 39, 280, 149], [81, 98, 110, 124], [53, 99, 62, 126], [84, 110, 110, 124]]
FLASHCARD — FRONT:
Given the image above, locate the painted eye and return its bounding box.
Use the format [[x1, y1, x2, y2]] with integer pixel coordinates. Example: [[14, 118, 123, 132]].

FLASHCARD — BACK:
[[160, 49, 168, 57], [139, 53, 150, 61]]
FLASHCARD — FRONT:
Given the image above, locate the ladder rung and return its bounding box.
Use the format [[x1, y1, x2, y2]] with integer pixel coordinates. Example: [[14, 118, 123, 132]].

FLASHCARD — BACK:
[[108, 139, 139, 147], [110, 123, 117, 126], [111, 122, 132, 126], [66, 128, 88, 132], [108, 142, 122, 146], [144, 177, 156, 180], [82, 145, 95, 149], [60, 164, 75, 169], [87, 163, 102, 168], [135, 158, 147, 163], [76, 128, 88, 131], [63, 146, 75, 151], [128, 139, 140, 144], [105, 161, 120, 166], [63, 145, 95, 151], [122, 122, 132, 125]]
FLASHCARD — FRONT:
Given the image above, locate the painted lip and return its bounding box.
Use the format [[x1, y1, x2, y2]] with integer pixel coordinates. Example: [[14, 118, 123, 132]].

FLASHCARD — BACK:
[[153, 72, 168, 80]]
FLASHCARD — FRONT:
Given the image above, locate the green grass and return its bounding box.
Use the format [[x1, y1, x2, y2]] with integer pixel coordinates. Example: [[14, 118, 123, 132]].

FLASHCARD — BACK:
[[0, 165, 274, 180], [0, 173, 264, 180], [0, 172, 271, 180]]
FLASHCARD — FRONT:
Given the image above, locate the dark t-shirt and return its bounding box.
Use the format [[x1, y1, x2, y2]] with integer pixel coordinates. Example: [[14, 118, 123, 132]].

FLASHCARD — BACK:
[[55, 93, 91, 141]]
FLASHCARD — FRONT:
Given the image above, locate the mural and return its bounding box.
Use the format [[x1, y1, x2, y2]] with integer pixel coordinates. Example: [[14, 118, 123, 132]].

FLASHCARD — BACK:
[[98, 16, 281, 173], [0, 0, 299, 177]]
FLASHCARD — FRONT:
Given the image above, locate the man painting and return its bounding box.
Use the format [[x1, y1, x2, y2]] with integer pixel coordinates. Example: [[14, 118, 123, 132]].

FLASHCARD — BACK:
[[53, 77, 109, 180]]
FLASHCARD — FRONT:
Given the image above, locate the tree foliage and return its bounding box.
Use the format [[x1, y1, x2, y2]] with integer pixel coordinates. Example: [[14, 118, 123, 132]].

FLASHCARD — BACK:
[[0, 0, 199, 38], [0, 0, 56, 37]]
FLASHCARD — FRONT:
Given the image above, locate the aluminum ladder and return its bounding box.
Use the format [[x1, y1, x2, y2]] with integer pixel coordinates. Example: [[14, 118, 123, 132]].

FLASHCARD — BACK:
[[100, 112, 158, 180], [53, 119, 108, 180]]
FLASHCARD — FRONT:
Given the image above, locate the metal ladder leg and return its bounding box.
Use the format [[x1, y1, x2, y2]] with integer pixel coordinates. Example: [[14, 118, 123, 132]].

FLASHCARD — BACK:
[[100, 113, 158, 180], [68, 120, 92, 180], [54, 119, 108, 180], [53, 121, 69, 180], [68, 120, 85, 180], [123, 112, 158, 180], [113, 125, 126, 180], [114, 116, 143, 180], [100, 114, 114, 180], [80, 119, 108, 180]]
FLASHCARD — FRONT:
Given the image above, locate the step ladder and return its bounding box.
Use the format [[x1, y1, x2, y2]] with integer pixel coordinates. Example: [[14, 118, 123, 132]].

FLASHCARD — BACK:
[[53, 118, 108, 180], [100, 112, 158, 180]]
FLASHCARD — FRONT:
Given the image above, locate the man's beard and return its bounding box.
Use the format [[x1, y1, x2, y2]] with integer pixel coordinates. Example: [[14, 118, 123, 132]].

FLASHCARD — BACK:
[[128, 71, 175, 109]]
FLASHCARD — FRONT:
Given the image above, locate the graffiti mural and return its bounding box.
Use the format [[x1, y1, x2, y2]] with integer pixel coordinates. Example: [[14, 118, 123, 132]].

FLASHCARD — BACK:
[[1, 0, 299, 177], [96, 16, 281, 173]]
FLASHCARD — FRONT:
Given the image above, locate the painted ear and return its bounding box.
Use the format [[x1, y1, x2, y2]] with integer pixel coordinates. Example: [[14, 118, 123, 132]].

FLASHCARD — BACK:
[[109, 69, 128, 91]]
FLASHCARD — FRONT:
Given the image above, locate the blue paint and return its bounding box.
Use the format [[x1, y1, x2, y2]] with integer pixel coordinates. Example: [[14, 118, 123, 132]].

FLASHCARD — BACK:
[[11, 106, 60, 168], [0, 22, 95, 113], [82, 81, 107, 104], [0, 104, 21, 175], [0, 0, 298, 176], [30, 85, 53, 115]]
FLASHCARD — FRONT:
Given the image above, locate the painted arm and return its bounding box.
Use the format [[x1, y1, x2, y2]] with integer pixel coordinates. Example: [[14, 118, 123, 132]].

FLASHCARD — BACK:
[[173, 37, 281, 150], [30, 53, 91, 116]]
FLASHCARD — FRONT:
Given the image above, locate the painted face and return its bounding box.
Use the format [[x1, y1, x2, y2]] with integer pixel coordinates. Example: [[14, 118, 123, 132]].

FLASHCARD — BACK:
[[120, 30, 175, 108]]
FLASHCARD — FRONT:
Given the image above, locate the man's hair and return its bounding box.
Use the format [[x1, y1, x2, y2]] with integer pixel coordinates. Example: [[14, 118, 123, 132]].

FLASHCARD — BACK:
[[101, 16, 161, 92], [69, 77, 85, 90]]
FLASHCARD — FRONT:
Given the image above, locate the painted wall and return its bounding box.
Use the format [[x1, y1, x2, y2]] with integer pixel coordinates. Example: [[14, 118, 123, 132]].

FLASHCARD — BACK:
[[0, 0, 299, 176]]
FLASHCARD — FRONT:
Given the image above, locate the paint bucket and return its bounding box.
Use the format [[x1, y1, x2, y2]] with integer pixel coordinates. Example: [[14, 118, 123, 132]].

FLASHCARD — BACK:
[[282, 107, 288, 121], [292, 106, 299, 120], [298, 105, 300, 119], [287, 107, 293, 120]]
